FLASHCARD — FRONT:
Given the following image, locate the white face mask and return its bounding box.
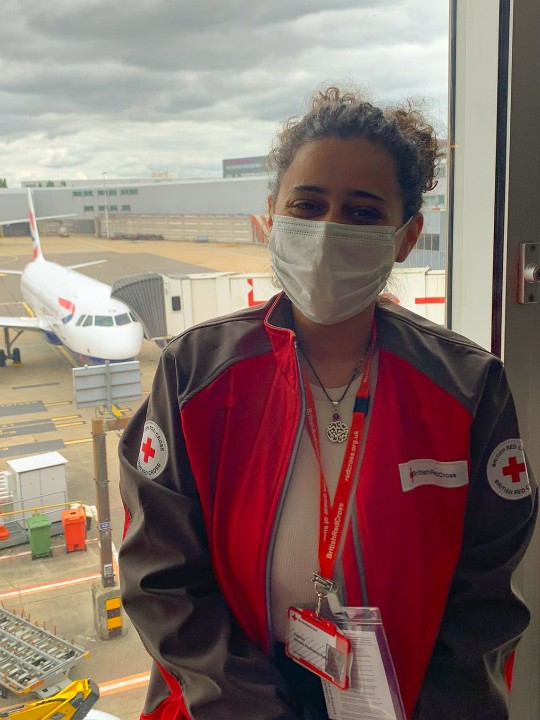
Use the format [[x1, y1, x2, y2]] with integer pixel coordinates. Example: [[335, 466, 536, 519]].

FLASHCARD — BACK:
[[269, 215, 412, 325]]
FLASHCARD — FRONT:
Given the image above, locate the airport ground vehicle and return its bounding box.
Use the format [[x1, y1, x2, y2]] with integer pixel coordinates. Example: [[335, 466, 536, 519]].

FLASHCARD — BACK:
[[0, 680, 99, 720]]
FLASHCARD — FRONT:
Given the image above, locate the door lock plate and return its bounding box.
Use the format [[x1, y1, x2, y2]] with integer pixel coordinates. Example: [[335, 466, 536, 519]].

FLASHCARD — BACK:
[[518, 242, 540, 304]]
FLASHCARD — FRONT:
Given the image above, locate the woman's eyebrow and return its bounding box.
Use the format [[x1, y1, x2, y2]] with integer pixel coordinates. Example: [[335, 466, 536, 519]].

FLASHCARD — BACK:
[[291, 184, 386, 202]]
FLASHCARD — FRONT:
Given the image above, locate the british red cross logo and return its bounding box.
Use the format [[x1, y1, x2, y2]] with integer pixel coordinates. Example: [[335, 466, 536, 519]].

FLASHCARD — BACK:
[[141, 437, 156, 464], [502, 455, 526, 484]]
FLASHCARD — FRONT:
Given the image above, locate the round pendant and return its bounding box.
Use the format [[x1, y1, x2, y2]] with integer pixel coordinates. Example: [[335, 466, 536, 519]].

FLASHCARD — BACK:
[[327, 420, 349, 444]]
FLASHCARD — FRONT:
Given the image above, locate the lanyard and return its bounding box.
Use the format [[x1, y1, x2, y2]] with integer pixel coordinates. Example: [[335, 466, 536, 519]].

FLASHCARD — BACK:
[[302, 326, 376, 585]]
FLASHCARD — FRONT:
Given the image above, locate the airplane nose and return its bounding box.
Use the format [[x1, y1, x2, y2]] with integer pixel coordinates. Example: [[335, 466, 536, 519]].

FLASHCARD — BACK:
[[112, 323, 144, 359], [96, 323, 144, 361]]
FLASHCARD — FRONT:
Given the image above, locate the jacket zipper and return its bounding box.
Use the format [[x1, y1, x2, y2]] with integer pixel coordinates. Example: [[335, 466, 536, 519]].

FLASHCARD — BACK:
[[351, 509, 370, 607], [264, 340, 306, 648]]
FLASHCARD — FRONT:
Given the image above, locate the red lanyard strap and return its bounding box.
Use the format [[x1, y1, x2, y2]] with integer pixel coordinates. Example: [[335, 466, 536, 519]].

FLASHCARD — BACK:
[[302, 326, 376, 583]]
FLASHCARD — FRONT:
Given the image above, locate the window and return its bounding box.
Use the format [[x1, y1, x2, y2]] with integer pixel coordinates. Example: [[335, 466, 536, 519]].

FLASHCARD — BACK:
[[424, 195, 445, 208], [129, 188, 138, 195], [98, 189, 105, 196], [171, 296, 182, 311], [83, 190, 93, 196], [417, 234, 440, 252], [121, 204, 131, 211], [108, 189, 117, 196], [115, 313, 131, 325], [95, 315, 114, 327], [109, 205, 118, 211], [98, 205, 106, 211], [129, 312, 138, 322], [76, 315, 86, 326], [82, 315, 93, 326], [73, 191, 83, 197], [83, 205, 94, 212]]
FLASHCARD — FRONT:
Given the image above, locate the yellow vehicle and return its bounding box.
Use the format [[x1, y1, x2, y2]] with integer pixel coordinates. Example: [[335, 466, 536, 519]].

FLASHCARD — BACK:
[[0, 680, 99, 720]]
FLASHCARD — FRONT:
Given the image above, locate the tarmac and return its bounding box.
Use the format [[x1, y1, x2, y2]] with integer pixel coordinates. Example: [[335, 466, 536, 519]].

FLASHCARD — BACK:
[[0, 234, 269, 718]]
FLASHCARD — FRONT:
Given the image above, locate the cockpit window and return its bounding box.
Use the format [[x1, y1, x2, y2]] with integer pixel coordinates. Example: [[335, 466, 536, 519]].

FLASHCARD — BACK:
[[115, 313, 131, 326], [129, 312, 138, 322], [95, 315, 114, 327], [76, 315, 86, 326], [82, 315, 93, 327]]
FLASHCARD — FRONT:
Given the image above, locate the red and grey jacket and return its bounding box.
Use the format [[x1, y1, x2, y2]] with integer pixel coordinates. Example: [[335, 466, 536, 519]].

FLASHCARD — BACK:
[[119, 293, 537, 720]]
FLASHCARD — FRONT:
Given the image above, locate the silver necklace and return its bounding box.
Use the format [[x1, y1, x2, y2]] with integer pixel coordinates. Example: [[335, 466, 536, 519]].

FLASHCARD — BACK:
[[300, 350, 366, 444]]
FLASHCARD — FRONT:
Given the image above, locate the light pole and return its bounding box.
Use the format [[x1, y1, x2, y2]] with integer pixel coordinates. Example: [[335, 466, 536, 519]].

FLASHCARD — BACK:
[[101, 172, 110, 239]]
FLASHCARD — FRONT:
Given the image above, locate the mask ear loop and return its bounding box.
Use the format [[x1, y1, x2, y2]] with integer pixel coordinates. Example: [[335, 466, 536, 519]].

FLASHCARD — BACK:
[[395, 215, 415, 236]]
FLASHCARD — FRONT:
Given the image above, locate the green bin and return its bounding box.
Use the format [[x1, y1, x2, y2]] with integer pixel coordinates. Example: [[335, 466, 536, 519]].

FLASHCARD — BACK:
[[27, 513, 52, 559]]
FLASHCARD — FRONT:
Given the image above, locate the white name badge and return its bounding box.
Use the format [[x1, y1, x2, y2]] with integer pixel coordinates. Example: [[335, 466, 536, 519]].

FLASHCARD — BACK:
[[286, 607, 351, 690], [322, 607, 406, 720]]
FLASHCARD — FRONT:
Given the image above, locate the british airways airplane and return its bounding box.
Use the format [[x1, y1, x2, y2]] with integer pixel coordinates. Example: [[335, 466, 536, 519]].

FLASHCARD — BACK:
[[0, 190, 144, 366]]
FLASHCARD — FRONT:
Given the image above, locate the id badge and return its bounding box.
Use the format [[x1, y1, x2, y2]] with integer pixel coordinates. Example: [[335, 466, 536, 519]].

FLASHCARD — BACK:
[[286, 607, 351, 689], [321, 607, 406, 720]]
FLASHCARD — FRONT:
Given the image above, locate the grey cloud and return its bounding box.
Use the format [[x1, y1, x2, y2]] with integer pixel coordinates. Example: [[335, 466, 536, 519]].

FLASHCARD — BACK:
[[0, 0, 448, 186]]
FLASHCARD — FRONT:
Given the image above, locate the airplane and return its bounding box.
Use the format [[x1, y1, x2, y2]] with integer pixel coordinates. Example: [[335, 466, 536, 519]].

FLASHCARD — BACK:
[[0, 190, 144, 366]]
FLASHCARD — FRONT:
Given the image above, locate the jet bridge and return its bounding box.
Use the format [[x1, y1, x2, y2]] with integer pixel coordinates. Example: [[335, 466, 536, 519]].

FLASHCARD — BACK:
[[111, 272, 276, 345], [111, 273, 168, 342]]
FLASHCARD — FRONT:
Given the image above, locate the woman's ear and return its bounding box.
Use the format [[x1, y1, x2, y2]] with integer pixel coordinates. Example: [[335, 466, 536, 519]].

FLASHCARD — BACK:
[[395, 214, 424, 263]]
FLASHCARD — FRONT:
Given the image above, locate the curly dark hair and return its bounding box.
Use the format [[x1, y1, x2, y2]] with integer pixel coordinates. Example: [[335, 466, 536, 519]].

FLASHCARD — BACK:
[[268, 86, 443, 221]]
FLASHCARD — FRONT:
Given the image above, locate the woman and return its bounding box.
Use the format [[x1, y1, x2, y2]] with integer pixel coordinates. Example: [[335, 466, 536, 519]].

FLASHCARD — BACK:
[[118, 87, 537, 720]]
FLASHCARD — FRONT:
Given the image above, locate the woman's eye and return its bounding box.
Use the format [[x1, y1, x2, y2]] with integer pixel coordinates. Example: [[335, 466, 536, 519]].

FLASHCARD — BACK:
[[290, 200, 319, 211], [349, 206, 382, 223]]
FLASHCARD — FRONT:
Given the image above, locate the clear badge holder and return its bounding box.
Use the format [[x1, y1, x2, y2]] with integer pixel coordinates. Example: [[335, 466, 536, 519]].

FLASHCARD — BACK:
[[322, 606, 406, 720]]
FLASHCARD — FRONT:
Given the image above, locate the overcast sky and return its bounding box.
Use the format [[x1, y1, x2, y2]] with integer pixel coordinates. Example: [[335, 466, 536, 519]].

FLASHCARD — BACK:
[[0, 0, 448, 187]]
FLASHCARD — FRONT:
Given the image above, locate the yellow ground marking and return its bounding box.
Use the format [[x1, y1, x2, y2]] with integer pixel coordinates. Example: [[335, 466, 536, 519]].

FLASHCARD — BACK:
[[44, 401, 72, 407], [22, 302, 35, 317], [111, 404, 123, 418], [57, 345, 78, 367], [1, 416, 79, 428], [54, 421, 85, 429], [64, 437, 93, 445]]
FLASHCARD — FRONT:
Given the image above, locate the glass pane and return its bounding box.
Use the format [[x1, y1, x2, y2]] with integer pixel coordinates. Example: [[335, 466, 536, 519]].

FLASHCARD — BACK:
[[115, 313, 131, 325], [0, 5, 450, 719]]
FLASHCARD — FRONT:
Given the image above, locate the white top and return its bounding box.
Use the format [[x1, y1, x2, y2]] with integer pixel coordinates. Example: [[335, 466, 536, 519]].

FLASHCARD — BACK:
[[270, 375, 362, 641], [7, 451, 68, 474]]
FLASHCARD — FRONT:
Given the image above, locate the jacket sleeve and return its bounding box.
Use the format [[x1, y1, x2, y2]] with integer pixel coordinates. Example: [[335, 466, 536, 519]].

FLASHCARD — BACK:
[[118, 351, 299, 720], [413, 359, 538, 720]]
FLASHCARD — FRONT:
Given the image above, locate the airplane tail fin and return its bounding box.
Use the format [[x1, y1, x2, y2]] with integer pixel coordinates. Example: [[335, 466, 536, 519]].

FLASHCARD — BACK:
[[27, 189, 45, 261]]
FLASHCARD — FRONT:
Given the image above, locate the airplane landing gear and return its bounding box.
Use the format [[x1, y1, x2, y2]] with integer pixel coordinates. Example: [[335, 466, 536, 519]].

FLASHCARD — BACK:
[[1, 328, 23, 366]]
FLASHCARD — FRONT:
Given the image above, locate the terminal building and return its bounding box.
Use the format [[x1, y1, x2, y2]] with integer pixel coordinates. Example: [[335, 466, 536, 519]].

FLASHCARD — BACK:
[[0, 170, 447, 270]]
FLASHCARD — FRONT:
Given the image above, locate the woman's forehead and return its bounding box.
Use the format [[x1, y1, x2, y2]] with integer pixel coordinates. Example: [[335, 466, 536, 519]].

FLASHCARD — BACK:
[[280, 137, 400, 197]]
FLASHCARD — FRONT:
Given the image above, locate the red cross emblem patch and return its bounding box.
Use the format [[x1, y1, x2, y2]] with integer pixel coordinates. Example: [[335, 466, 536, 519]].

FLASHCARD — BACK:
[[487, 439, 531, 500], [137, 421, 168, 478]]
